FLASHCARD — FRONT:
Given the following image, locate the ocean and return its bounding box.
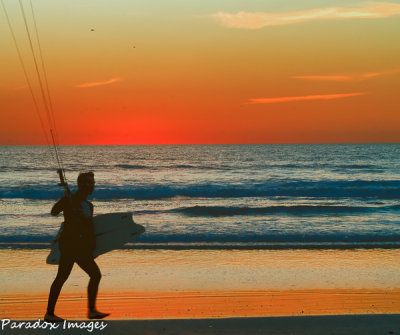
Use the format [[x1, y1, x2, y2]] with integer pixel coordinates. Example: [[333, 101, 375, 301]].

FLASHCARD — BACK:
[[1, 144, 400, 249]]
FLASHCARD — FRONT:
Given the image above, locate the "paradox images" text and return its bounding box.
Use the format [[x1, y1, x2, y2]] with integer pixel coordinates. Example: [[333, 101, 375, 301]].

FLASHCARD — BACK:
[[1, 319, 108, 332]]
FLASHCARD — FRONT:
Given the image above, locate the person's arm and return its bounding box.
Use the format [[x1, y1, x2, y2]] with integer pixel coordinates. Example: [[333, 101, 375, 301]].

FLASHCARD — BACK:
[[51, 197, 65, 216], [50, 189, 71, 216]]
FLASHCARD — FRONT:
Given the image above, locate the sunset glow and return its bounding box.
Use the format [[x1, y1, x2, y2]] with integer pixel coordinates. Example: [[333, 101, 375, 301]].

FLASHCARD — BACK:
[[1, 0, 399, 144]]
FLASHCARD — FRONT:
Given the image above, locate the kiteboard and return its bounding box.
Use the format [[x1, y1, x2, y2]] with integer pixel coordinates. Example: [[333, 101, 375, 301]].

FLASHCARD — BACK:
[[46, 212, 145, 265]]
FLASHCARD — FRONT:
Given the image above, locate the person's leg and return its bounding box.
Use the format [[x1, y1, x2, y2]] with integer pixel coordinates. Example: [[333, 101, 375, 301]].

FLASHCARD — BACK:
[[45, 253, 74, 320], [76, 252, 109, 319]]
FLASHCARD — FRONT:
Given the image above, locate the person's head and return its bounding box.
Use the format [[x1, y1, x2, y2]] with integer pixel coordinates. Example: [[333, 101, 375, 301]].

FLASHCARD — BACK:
[[77, 171, 95, 195]]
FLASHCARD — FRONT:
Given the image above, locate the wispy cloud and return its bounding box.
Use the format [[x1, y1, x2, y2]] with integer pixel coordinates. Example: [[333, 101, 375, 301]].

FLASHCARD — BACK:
[[213, 2, 400, 29], [292, 68, 400, 82], [75, 77, 122, 88], [293, 75, 356, 81], [248, 92, 367, 104]]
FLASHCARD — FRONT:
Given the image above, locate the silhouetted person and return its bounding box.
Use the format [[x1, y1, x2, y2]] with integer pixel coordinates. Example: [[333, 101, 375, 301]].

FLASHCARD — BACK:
[[45, 172, 109, 322]]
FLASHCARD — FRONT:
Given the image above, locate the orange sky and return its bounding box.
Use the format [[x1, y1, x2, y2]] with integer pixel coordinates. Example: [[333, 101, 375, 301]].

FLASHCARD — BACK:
[[1, 0, 400, 144]]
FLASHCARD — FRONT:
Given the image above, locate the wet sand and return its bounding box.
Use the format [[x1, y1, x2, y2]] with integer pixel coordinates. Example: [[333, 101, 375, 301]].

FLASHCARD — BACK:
[[1, 290, 400, 334], [1, 289, 400, 320]]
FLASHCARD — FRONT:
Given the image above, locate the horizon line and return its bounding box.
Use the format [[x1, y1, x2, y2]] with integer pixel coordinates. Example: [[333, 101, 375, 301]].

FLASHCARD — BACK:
[[1, 142, 399, 146]]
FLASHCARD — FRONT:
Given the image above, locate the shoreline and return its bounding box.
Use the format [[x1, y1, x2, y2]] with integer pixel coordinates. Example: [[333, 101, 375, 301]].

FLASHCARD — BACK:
[[3, 242, 400, 250], [3, 249, 400, 295]]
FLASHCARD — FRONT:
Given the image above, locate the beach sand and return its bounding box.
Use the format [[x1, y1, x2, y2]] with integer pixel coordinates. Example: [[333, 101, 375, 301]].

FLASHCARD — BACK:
[[1, 249, 400, 333], [1, 289, 400, 320], [1, 289, 400, 334]]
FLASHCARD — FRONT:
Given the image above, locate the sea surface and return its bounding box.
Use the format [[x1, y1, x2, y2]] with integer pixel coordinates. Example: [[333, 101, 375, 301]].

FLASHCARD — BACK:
[[0, 144, 399, 249]]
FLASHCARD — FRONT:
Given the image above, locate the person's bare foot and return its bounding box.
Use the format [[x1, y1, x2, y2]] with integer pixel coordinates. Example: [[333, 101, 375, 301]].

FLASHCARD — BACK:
[[88, 310, 110, 319], [44, 313, 64, 322]]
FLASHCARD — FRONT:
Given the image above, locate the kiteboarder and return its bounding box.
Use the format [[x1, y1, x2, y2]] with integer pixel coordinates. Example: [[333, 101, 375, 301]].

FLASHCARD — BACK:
[[44, 172, 109, 322]]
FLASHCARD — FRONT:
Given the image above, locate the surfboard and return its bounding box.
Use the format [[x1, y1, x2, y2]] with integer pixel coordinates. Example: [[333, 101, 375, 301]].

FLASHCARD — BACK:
[[46, 212, 145, 265]]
